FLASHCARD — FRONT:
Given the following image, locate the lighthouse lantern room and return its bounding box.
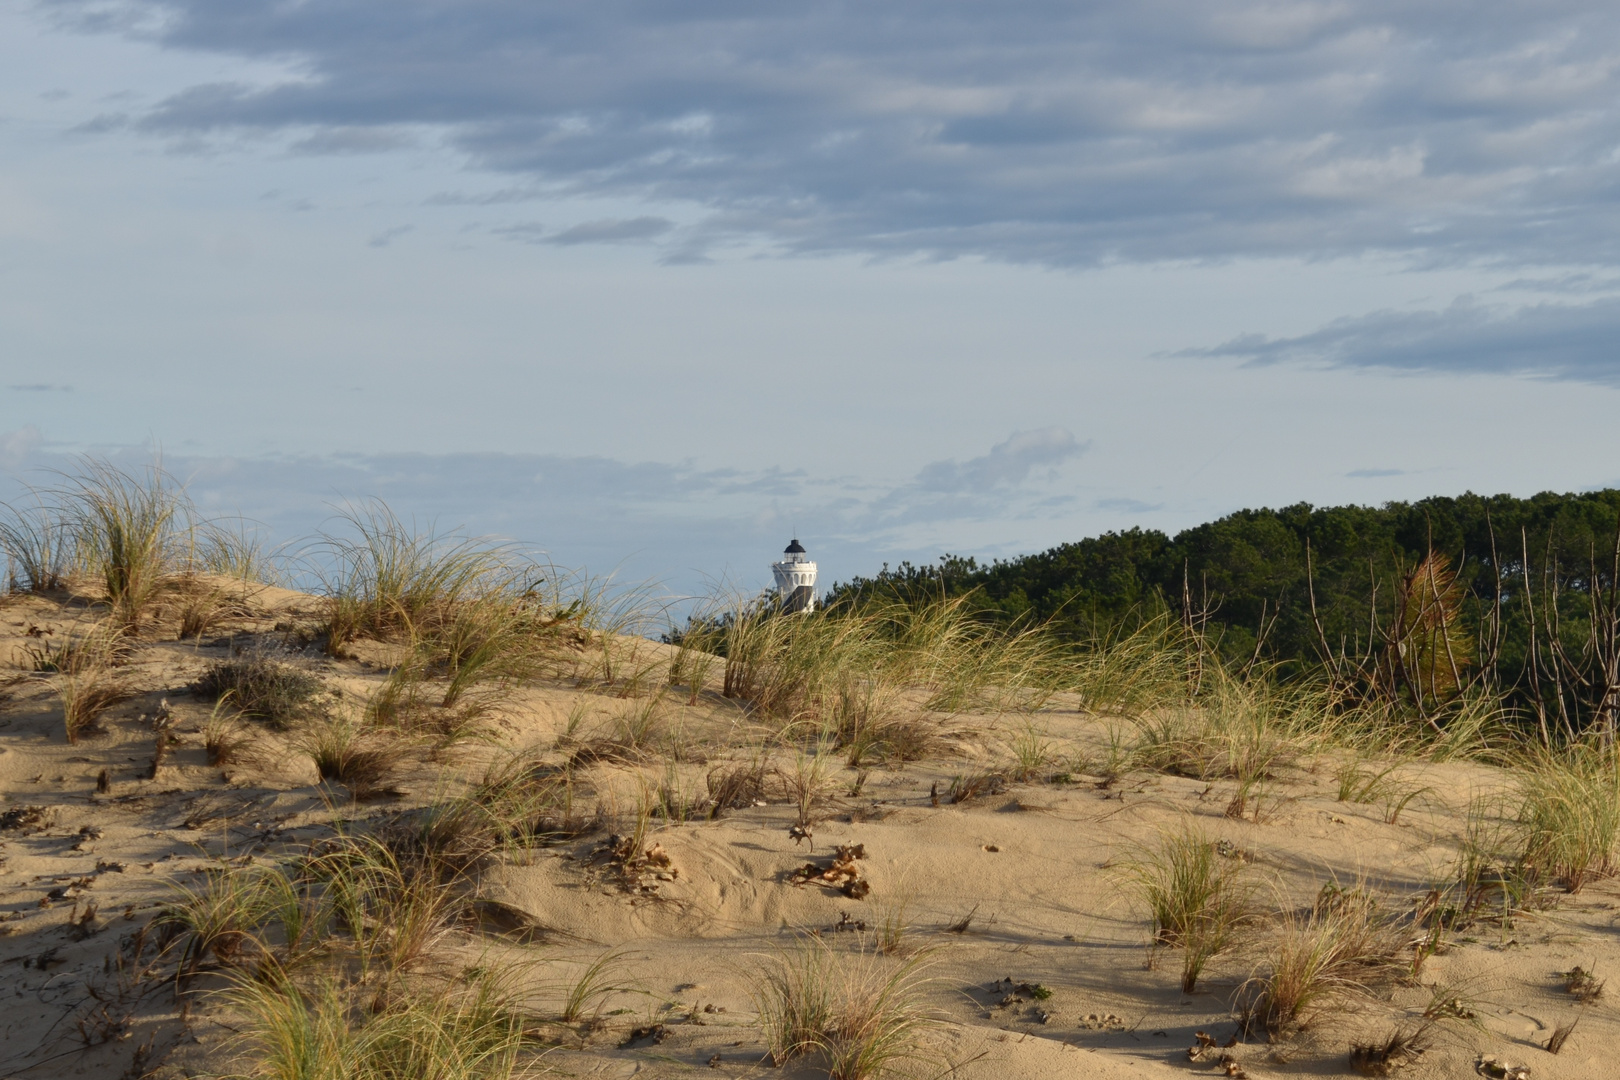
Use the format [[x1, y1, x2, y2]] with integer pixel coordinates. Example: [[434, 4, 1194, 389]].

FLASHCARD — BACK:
[[772, 539, 818, 614]]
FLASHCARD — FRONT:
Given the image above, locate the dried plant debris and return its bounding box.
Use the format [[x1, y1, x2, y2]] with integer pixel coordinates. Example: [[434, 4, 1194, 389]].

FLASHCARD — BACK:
[[1214, 838, 1254, 862], [1474, 1057, 1531, 1079], [1561, 964, 1604, 1002], [593, 834, 679, 893], [0, 805, 50, 833], [791, 842, 870, 898], [1349, 1025, 1428, 1076], [1188, 1030, 1241, 1061], [829, 911, 867, 933], [621, 1023, 669, 1047], [949, 771, 1007, 804], [1545, 1013, 1580, 1055]]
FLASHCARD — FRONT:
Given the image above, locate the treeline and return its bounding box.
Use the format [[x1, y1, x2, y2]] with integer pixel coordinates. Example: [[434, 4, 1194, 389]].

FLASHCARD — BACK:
[[828, 491, 1620, 739]]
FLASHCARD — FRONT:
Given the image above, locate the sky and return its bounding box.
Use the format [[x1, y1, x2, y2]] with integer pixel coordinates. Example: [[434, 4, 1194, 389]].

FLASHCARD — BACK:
[[4, 0, 1620, 602]]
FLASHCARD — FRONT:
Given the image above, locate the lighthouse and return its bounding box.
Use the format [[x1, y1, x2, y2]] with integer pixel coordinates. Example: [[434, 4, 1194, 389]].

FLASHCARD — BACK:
[[771, 538, 818, 614]]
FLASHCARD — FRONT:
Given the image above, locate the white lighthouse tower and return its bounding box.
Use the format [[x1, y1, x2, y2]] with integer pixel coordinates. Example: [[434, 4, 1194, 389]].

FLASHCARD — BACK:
[[771, 539, 818, 614]]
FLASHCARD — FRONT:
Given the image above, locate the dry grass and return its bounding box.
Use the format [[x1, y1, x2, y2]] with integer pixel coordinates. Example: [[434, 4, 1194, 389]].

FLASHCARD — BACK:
[[1348, 1023, 1429, 1076], [0, 491, 71, 592], [1515, 740, 1620, 892], [58, 458, 186, 627], [194, 652, 326, 729], [298, 715, 402, 801], [1118, 824, 1251, 992], [1238, 883, 1404, 1036], [58, 645, 133, 744], [224, 966, 529, 1080], [752, 938, 932, 1080]]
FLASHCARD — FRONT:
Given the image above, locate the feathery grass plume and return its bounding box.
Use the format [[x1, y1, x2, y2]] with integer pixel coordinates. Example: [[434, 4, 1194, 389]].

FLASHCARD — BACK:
[[1008, 724, 1055, 782], [752, 938, 932, 1079], [754, 938, 835, 1064], [1239, 883, 1403, 1036], [0, 491, 71, 592], [203, 695, 248, 767], [785, 747, 834, 830], [194, 651, 325, 729], [159, 864, 285, 981], [1118, 824, 1251, 992], [58, 458, 187, 627], [873, 895, 912, 956], [195, 516, 280, 585], [1428, 794, 1533, 930], [1516, 739, 1620, 892]]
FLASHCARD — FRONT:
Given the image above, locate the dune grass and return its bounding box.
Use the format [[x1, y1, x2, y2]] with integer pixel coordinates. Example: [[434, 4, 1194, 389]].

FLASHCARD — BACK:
[[1239, 884, 1404, 1036], [752, 938, 932, 1080], [58, 458, 187, 627], [0, 491, 72, 592], [1119, 824, 1252, 992], [1515, 739, 1620, 892]]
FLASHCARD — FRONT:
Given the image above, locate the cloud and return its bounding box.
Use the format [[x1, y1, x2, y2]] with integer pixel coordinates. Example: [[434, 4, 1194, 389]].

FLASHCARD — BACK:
[[0, 426, 43, 471], [0, 430, 1090, 595], [1096, 496, 1164, 513], [1184, 296, 1620, 385], [367, 224, 412, 247], [45, 0, 1620, 267], [1347, 468, 1405, 478], [544, 217, 673, 245], [8, 384, 73, 392], [915, 428, 1084, 494]]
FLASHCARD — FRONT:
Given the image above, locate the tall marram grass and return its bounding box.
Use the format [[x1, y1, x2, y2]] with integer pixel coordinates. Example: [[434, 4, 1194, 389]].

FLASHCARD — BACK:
[[1516, 739, 1620, 892], [700, 593, 1058, 746], [1239, 884, 1404, 1037], [58, 458, 187, 626], [0, 491, 71, 592]]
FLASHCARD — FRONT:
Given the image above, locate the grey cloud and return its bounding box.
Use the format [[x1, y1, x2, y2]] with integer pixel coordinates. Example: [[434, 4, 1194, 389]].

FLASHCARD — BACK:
[[915, 428, 1084, 494], [70, 112, 129, 134], [1096, 496, 1163, 513], [290, 126, 414, 155], [1347, 468, 1404, 478], [1186, 296, 1620, 385], [425, 187, 546, 206], [545, 217, 673, 245], [0, 427, 42, 471], [45, 1, 1620, 267], [367, 224, 412, 247], [1, 431, 1089, 597], [8, 384, 73, 392]]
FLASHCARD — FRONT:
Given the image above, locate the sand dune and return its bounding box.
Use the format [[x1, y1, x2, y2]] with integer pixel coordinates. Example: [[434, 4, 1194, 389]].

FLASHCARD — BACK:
[[1, 580, 1615, 1080]]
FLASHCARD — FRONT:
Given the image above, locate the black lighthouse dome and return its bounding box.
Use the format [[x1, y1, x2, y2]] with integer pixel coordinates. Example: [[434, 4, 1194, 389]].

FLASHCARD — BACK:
[[784, 539, 806, 554]]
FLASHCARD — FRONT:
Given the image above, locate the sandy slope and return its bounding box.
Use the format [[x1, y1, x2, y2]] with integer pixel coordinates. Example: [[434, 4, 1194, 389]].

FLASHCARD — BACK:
[[1, 584, 1617, 1080]]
